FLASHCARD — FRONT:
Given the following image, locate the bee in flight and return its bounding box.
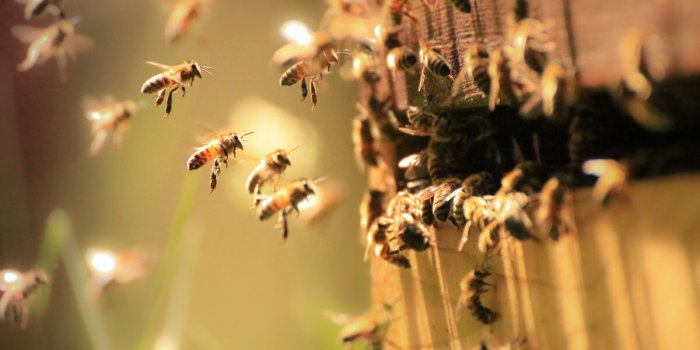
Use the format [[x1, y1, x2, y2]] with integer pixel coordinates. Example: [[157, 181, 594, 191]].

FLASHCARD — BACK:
[[279, 49, 339, 109], [12, 17, 93, 81], [83, 95, 138, 156], [14, 0, 66, 20], [418, 41, 453, 92], [187, 131, 253, 193], [140, 60, 213, 118], [164, 0, 203, 43], [257, 178, 319, 240], [325, 303, 395, 349], [246, 148, 294, 206], [0, 269, 48, 328]]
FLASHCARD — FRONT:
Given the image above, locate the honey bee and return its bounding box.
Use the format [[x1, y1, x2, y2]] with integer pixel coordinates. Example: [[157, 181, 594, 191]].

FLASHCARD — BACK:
[[365, 216, 410, 267], [535, 177, 576, 240], [398, 151, 431, 192], [257, 178, 318, 239], [140, 60, 213, 118], [540, 62, 574, 118], [83, 96, 138, 156], [246, 149, 293, 206], [280, 49, 339, 109], [15, 0, 65, 20], [388, 0, 418, 26], [450, 0, 472, 13], [582, 159, 629, 205], [187, 131, 253, 193], [0, 269, 48, 328], [398, 104, 439, 136], [496, 161, 541, 196], [165, 0, 202, 43], [397, 213, 433, 251], [418, 41, 453, 92], [85, 247, 149, 299], [457, 267, 498, 324], [486, 49, 506, 111], [360, 189, 385, 232], [325, 303, 394, 349], [458, 195, 496, 251], [510, 18, 553, 74], [12, 17, 93, 81], [386, 46, 418, 75], [452, 172, 497, 228], [452, 42, 490, 98], [353, 114, 380, 171]]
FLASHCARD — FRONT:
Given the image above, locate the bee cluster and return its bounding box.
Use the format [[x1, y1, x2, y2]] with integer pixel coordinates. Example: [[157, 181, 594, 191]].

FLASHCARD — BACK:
[[317, 0, 700, 336]]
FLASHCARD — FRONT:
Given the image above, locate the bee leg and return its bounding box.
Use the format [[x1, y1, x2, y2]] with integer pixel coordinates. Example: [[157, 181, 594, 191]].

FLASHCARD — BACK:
[[311, 79, 318, 110], [418, 65, 426, 92], [300, 78, 308, 101], [181, 85, 186, 97], [165, 88, 177, 118], [155, 89, 166, 106], [279, 210, 290, 240], [209, 158, 221, 194], [220, 144, 229, 166]]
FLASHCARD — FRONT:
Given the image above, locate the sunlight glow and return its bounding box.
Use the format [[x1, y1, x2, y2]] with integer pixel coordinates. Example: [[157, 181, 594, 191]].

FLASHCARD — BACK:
[[88, 250, 118, 274], [281, 20, 312, 46]]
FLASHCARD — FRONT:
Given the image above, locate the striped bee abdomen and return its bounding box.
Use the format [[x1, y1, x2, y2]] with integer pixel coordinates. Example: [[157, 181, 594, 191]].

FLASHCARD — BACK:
[[280, 62, 307, 86], [141, 75, 175, 94], [425, 52, 452, 77], [187, 148, 213, 170], [389, 47, 418, 72], [257, 197, 280, 220]]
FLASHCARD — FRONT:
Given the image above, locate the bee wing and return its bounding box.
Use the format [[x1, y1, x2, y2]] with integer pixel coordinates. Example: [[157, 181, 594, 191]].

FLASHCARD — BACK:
[[398, 127, 432, 137], [145, 61, 173, 71], [323, 311, 355, 325], [64, 34, 94, 60], [271, 43, 318, 68], [11, 25, 43, 44], [89, 130, 109, 156]]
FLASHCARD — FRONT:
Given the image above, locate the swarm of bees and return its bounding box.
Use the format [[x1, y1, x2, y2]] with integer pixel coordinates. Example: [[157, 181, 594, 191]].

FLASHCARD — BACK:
[[0, 269, 48, 328]]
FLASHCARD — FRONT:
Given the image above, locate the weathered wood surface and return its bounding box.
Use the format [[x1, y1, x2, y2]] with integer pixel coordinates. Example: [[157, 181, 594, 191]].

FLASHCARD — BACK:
[[370, 173, 700, 349]]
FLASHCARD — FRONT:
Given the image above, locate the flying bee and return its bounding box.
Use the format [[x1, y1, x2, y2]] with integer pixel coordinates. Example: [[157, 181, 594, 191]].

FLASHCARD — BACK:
[[257, 178, 318, 239], [352, 50, 381, 84], [381, 26, 417, 75], [280, 49, 339, 109], [165, 0, 203, 43], [272, 23, 334, 68], [582, 159, 629, 206], [452, 172, 497, 228], [246, 148, 294, 206], [398, 104, 439, 136], [325, 303, 394, 349], [187, 131, 253, 193], [540, 61, 574, 118], [140, 60, 213, 118], [418, 41, 453, 92], [85, 247, 149, 299], [83, 96, 138, 156], [0, 269, 48, 328], [12, 17, 93, 81], [353, 113, 380, 171], [535, 177, 576, 240], [452, 42, 490, 98], [15, 0, 65, 20], [457, 267, 498, 324]]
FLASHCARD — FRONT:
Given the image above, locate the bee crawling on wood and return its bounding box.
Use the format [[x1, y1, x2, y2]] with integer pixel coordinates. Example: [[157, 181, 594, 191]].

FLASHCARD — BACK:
[[418, 40, 453, 92], [582, 159, 629, 205], [246, 148, 293, 206], [325, 303, 395, 349], [187, 131, 253, 194], [12, 17, 93, 81], [83, 95, 139, 156], [457, 267, 498, 324], [140, 60, 213, 118], [365, 216, 412, 268], [0, 269, 48, 328], [15, 0, 65, 20], [257, 178, 319, 240], [534, 176, 576, 240]]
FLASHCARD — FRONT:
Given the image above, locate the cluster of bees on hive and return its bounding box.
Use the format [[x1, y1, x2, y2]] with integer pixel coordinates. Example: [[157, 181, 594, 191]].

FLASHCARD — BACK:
[[4, 0, 684, 347]]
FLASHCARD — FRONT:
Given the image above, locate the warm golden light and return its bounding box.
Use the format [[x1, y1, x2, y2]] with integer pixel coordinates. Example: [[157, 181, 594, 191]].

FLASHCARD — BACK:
[[386, 52, 397, 71], [2, 270, 19, 284], [280, 20, 312, 46], [88, 249, 118, 274]]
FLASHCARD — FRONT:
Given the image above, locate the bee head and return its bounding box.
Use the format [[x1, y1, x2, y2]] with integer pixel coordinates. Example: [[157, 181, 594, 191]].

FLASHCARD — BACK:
[[190, 61, 203, 79], [302, 181, 315, 195], [274, 150, 292, 167]]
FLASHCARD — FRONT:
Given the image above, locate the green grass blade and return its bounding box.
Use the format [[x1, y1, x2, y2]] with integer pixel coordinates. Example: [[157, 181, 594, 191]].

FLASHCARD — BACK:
[[33, 210, 71, 321], [135, 175, 198, 350]]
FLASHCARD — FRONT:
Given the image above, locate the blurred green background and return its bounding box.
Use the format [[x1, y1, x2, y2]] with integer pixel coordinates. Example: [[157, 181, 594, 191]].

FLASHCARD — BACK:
[[0, 1, 370, 349]]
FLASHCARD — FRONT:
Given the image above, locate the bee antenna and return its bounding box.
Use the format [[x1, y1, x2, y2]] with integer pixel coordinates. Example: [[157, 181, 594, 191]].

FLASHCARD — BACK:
[[313, 176, 327, 184], [335, 49, 352, 56], [288, 146, 301, 154], [240, 131, 254, 141], [200, 65, 215, 75]]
